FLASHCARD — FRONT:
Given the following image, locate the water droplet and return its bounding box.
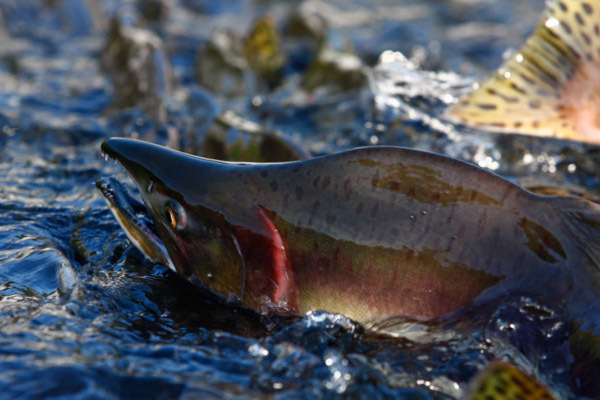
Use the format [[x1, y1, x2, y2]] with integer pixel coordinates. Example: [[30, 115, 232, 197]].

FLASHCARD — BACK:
[[545, 17, 560, 28], [248, 343, 269, 357]]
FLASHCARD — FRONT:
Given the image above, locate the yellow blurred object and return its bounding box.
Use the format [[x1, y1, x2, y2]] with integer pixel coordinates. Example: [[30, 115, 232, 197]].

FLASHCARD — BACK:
[[244, 17, 285, 76], [446, 0, 600, 144], [468, 363, 557, 400]]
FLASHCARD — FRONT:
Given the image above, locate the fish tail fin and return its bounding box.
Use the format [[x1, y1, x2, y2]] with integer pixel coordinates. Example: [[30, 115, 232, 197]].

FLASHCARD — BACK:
[[445, 0, 600, 144], [468, 362, 557, 400]]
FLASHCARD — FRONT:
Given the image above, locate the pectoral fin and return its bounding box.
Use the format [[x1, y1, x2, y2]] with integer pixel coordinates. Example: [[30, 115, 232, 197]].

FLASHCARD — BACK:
[[446, 0, 600, 144]]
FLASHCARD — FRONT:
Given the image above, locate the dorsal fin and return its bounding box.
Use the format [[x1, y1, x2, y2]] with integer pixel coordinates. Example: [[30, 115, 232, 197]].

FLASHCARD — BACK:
[[468, 363, 557, 400], [445, 0, 600, 144]]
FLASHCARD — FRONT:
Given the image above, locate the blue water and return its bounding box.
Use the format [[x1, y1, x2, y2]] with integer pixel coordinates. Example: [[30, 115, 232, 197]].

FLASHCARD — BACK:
[[0, 0, 596, 398]]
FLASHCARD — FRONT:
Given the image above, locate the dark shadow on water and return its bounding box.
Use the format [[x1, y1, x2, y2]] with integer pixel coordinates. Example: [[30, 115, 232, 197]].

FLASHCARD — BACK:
[[116, 256, 272, 339]]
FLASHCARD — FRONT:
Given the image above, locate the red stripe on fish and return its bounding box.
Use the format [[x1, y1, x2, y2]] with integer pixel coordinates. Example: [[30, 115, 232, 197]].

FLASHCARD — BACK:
[[256, 207, 294, 307]]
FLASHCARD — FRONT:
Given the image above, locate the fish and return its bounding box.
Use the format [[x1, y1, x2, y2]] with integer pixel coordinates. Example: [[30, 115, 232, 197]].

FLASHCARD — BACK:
[[445, 0, 600, 144], [467, 363, 557, 400], [97, 138, 600, 332]]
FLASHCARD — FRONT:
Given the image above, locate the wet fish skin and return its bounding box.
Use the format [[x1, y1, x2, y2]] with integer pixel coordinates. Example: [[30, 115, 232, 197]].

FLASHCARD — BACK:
[[445, 0, 600, 143], [99, 138, 600, 330], [468, 363, 557, 400]]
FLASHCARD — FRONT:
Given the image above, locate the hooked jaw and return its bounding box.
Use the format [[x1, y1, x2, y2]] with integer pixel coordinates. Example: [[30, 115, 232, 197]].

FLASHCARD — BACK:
[[101, 138, 160, 190], [98, 138, 179, 271], [96, 176, 176, 272], [99, 138, 249, 300]]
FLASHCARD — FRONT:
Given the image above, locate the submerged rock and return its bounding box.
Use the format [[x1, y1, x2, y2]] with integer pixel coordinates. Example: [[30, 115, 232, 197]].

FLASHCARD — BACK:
[[281, 2, 327, 71], [244, 17, 285, 89], [196, 17, 286, 98], [195, 30, 252, 99], [137, 0, 168, 23], [100, 17, 171, 121], [203, 110, 309, 162], [302, 47, 366, 93]]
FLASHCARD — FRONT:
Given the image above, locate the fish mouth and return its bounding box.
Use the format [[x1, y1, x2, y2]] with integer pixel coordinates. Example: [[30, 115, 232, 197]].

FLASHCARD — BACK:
[[96, 176, 175, 272]]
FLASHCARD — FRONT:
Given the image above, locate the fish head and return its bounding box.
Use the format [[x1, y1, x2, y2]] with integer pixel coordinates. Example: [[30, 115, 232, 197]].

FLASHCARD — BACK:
[[99, 138, 246, 301]]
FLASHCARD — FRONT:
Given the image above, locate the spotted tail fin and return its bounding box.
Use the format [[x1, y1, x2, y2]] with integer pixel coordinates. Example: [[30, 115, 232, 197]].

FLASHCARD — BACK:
[[468, 363, 557, 400], [445, 0, 600, 144]]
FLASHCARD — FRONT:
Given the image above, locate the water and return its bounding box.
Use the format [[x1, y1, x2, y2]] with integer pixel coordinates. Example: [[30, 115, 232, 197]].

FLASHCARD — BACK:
[[0, 0, 596, 398]]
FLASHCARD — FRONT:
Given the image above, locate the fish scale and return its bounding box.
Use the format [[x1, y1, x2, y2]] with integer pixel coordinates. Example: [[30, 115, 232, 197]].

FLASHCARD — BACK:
[[468, 363, 557, 400], [99, 139, 600, 329], [445, 0, 600, 143]]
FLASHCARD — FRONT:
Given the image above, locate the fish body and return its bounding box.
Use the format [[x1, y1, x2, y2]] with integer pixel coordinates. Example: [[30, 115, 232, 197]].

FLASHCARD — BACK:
[[445, 0, 600, 143], [99, 138, 600, 331], [468, 363, 558, 400]]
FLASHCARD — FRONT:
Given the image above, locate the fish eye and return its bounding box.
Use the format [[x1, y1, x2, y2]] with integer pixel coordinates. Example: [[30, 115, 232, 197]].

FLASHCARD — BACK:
[[164, 200, 186, 230]]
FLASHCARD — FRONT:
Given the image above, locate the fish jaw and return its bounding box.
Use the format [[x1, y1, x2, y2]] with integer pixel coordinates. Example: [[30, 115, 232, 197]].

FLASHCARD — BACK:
[[96, 177, 175, 271], [100, 137, 187, 193], [100, 138, 301, 312], [99, 138, 257, 306]]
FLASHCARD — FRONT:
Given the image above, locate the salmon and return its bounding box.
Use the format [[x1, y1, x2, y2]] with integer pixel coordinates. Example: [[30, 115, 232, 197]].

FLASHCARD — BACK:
[[98, 138, 600, 330]]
